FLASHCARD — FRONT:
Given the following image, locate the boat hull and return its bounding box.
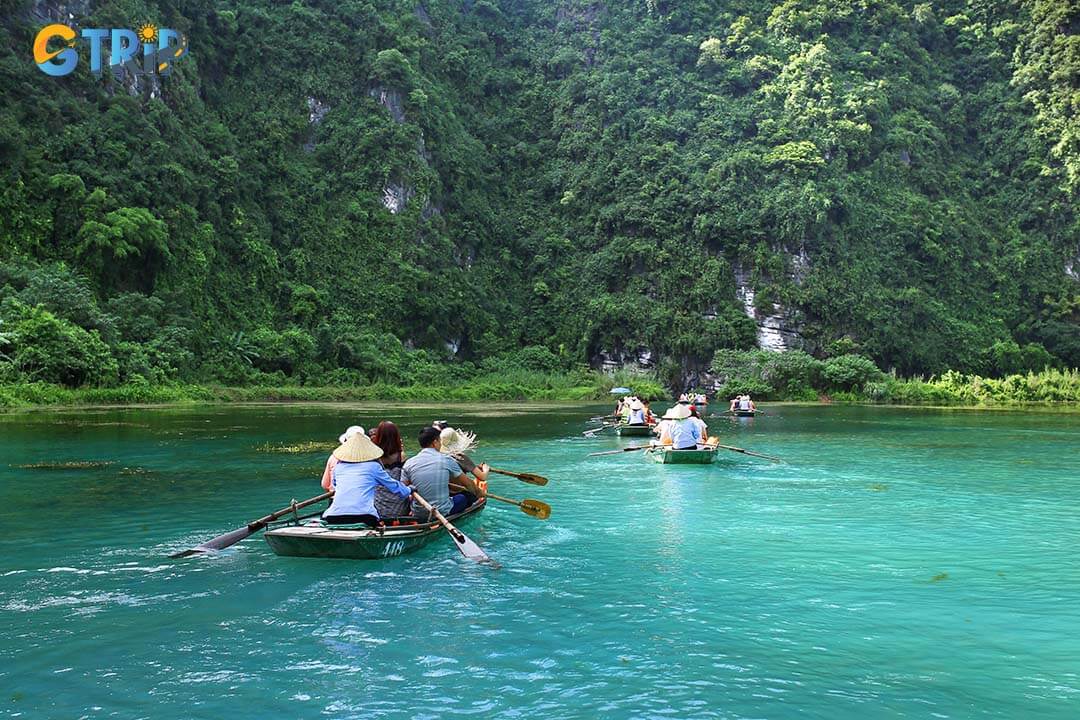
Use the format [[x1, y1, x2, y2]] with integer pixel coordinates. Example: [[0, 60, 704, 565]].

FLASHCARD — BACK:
[[616, 424, 655, 437], [264, 500, 486, 559], [733, 410, 757, 417], [644, 446, 719, 464]]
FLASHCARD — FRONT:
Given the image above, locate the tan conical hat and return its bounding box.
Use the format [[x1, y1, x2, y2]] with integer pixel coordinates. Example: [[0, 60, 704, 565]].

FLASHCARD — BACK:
[[332, 433, 384, 462], [662, 404, 691, 420]]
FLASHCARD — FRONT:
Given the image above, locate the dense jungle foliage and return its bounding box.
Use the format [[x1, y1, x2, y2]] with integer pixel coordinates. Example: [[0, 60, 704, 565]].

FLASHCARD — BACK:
[[0, 0, 1078, 394]]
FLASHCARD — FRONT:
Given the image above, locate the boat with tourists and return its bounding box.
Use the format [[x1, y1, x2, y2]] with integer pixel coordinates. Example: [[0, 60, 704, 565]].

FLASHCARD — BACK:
[[264, 498, 487, 560], [644, 444, 720, 465], [615, 423, 656, 437]]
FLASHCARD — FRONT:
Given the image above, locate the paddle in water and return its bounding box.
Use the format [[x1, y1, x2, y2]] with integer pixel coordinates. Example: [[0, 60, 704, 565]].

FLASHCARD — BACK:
[[452, 485, 551, 520], [487, 467, 549, 486], [712, 443, 783, 463], [411, 490, 492, 564], [171, 491, 333, 558], [588, 445, 652, 457]]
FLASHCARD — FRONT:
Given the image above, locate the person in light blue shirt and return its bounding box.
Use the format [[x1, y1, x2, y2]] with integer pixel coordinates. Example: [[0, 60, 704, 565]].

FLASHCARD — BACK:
[[658, 403, 702, 449], [323, 433, 413, 527], [403, 426, 475, 519]]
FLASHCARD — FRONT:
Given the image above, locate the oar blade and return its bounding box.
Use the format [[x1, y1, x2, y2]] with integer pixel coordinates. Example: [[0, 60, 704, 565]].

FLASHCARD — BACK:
[[450, 529, 492, 563], [489, 468, 549, 485], [520, 499, 551, 520], [513, 472, 548, 486], [170, 525, 254, 558]]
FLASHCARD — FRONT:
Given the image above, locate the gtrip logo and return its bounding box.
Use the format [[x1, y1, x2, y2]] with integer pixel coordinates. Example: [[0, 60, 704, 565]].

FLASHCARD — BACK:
[[33, 23, 188, 78]]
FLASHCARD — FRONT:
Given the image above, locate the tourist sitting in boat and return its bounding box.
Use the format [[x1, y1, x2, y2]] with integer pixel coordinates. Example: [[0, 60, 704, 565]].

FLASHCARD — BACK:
[[439, 426, 489, 498], [322, 433, 413, 527], [656, 404, 701, 450], [626, 398, 649, 425], [688, 405, 708, 438], [730, 394, 756, 413], [643, 400, 656, 425], [619, 396, 634, 423], [321, 424, 365, 491], [372, 420, 411, 517], [403, 426, 477, 520]]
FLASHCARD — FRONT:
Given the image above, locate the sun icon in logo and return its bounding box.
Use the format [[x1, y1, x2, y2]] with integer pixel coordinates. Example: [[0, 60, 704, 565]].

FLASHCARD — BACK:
[[137, 23, 158, 44]]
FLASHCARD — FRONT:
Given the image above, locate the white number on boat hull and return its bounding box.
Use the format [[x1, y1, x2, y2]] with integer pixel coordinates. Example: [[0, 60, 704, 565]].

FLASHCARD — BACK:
[[382, 540, 406, 557]]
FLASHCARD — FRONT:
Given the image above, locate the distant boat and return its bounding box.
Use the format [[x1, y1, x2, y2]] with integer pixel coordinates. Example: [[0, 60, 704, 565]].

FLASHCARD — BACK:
[[615, 423, 656, 437]]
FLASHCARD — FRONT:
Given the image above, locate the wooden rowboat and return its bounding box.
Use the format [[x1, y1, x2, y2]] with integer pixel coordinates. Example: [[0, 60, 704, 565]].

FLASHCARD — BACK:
[[264, 499, 486, 559], [644, 445, 720, 464], [616, 423, 656, 437]]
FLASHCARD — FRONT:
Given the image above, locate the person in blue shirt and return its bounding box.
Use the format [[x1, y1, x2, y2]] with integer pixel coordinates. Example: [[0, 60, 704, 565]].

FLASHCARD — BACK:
[[322, 432, 413, 527], [657, 403, 702, 450]]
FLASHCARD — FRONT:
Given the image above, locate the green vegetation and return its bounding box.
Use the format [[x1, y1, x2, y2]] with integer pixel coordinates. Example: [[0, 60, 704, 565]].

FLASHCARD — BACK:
[[710, 349, 1080, 404], [0, 0, 1077, 399], [0, 367, 667, 408]]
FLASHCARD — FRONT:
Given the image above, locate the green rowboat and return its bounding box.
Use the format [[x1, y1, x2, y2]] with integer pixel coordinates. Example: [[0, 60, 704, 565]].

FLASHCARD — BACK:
[[615, 423, 656, 437], [733, 409, 757, 417], [644, 445, 719, 464], [264, 499, 486, 559]]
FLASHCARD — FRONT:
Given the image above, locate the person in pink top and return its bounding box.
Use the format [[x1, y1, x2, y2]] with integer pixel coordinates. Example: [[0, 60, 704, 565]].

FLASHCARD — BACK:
[[321, 425, 365, 491]]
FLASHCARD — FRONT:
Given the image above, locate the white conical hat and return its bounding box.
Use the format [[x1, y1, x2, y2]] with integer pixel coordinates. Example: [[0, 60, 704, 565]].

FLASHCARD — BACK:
[[662, 404, 691, 420]]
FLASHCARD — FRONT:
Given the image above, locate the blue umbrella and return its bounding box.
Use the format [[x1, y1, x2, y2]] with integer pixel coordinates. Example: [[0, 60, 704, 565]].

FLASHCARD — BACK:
[[609, 387, 632, 394]]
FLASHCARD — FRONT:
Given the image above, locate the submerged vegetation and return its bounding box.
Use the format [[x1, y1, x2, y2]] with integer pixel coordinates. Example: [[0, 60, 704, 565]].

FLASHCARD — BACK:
[[0, 1, 1077, 397]]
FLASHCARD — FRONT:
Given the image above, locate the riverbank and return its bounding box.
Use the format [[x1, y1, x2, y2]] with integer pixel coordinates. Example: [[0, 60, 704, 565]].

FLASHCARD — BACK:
[[1, 368, 1078, 410], [0, 374, 670, 409]]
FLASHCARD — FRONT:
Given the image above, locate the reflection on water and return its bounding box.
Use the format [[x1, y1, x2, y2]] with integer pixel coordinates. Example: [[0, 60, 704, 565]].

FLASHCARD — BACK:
[[0, 403, 1078, 718]]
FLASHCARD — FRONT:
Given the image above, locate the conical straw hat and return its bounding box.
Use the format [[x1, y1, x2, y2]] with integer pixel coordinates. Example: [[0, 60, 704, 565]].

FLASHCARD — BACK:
[[662, 404, 691, 420], [332, 433, 384, 462]]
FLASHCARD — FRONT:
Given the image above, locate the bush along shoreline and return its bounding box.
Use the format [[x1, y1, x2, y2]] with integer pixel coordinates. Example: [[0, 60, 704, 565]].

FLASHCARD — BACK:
[[1, 357, 1078, 409], [0, 371, 670, 409], [709, 350, 1080, 405]]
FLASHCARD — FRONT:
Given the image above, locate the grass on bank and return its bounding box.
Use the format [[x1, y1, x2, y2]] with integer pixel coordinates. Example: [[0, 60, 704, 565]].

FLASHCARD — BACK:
[[0, 370, 669, 409], [1, 367, 1078, 409], [709, 350, 1080, 406]]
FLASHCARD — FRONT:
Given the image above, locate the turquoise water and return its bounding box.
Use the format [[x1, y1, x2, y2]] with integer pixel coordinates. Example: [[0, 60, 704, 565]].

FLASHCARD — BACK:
[[1, 403, 1078, 718]]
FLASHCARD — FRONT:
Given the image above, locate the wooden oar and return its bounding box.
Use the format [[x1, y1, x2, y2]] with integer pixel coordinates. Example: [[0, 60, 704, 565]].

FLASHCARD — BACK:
[[487, 467, 549, 486], [709, 442, 783, 463], [488, 493, 551, 519], [583, 423, 614, 436], [588, 444, 653, 457], [411, 491, 491, 564], [170, 491, 333, 558], [452, 485, 551, 519]]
